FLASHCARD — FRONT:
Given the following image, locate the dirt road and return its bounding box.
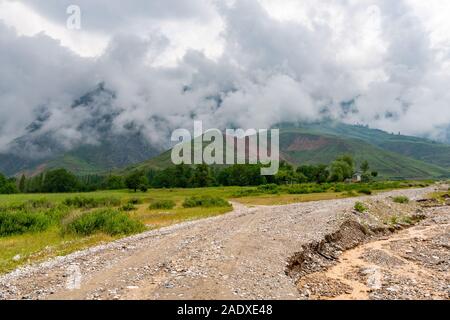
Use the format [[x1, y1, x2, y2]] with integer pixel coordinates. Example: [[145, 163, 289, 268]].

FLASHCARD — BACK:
[[0, 187, 448, 300]]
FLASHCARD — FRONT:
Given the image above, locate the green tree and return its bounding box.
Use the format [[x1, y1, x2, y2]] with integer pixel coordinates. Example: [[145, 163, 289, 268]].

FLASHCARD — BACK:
[[329, 159, 353, 182], [18, 174, 26, 193], [0, 173, 18, 194], [360, 160, 370, 173], [42, 169, 79, 193], [105, 175, 125, 190], [174, 163, 193, 188], [337, 155, 355, 170], [191, 164, 214, 187], [125, 171, 148, 192]]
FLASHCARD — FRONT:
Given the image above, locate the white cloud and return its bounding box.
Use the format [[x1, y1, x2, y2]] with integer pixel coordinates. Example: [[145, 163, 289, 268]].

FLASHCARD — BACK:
[[0, 0, 450, 154]]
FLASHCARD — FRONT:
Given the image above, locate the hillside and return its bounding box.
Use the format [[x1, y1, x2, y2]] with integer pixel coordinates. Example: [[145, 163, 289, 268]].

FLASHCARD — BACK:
[[125, 127, 450, 180], [0, 82, 448, 179], [0, 85, 163, 176], [279, 130, 449, 179], [282, 122, 450, 169]]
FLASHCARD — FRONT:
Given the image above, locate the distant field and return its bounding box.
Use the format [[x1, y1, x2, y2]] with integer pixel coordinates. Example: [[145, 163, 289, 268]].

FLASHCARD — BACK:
[[0, 181, 432, 274]]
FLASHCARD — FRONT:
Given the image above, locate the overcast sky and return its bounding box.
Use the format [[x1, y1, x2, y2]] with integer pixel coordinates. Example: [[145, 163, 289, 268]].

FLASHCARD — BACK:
[[1, 0, 450, 150]]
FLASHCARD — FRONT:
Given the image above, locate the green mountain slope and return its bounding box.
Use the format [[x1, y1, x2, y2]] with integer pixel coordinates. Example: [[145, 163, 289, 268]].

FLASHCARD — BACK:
[[282, 122, 450, 169], [124, 127, 450, 180], [279, 130, 449, 179]]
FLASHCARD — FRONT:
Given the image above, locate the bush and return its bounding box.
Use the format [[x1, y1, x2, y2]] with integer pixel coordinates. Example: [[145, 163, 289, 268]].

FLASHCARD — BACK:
[[358, 188, 372, 195], [64, 209, 145, 236], [121, 203, 137, 211], [0, 211, 51, 236], [63, 196, 121, 209], [354, 202, 368, 213], [257, 184, 279, 194], [128, 198, 143, 205], [182, 196, 231, 208], [286, 186, 310, 194], [231, 189, 260, 198], [393, 196, 409, 204], [25, 198, 54, 209], [149, 200, 176, 210]]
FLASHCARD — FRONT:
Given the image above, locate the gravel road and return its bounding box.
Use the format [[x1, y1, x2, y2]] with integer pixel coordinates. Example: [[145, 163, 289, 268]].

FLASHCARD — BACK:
[[0, 187, 444, 300]]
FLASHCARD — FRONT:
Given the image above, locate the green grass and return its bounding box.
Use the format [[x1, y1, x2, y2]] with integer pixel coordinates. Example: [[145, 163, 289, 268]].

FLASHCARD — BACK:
[[63, 209, 145, 236], [149, 200, 176, 210], [0, 181, 434, 275], [354, 202, 368, 213], [0, 211, 52, 236], [392, 196, 410, 204], [63, 196, 121, 208], [358, 188, 372, 195], [182, 196, 231, 208], [0, 227, 117, 274], [133, 206, 232, 229]]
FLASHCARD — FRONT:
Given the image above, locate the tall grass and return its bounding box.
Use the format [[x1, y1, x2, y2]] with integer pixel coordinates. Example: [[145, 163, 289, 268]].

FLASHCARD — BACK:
[[149, 200, 176, 210], [182, 196, 231, 208], [63, 196, 121, 209], [0, 211, 52, 236], [392, 196, 409, 204], [63, 209, 145, 236]]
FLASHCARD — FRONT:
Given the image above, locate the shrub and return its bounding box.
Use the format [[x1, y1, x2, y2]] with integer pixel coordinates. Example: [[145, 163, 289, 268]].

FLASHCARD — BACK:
[[231, 189, 260, 198], [345, 191, 358, 197], [128, 198, 143, 205], [286, 186, 310, 194], [149, 200, 176, 210], [354, 202, 368, 213], [63, 196, 121, 209], [63, 209, 145, 236], [393, 196, 409, 204], [121, 203, 137, 211], [358, 188, 372, 195], [257, 184, 279, 194], [0, 211, 51, 236], [24, 199, 54, 209], [182, 196, 231, 208]]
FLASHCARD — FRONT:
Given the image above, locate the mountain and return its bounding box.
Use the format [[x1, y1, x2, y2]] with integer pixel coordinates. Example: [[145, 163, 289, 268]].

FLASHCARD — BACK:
[[0, 84, 163, 176], [126, 124, 450, 180], [283, 122, 450, 169], [0, 83, 449, 179]]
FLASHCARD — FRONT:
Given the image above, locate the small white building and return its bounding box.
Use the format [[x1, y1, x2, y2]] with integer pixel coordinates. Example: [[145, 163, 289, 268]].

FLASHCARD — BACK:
[[352, 173, 362, 183]]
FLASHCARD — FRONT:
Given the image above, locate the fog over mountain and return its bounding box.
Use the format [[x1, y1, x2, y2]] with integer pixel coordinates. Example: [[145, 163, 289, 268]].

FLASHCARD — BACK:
[[1, 0, 450, 157]]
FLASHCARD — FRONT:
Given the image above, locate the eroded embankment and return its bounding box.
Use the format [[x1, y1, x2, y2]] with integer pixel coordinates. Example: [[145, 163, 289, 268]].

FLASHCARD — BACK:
[[286, 197, 449, 300]]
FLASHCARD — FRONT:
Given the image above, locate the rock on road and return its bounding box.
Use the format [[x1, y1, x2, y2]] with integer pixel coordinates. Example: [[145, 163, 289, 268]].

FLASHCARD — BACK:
[[0, 187, 438, 300]]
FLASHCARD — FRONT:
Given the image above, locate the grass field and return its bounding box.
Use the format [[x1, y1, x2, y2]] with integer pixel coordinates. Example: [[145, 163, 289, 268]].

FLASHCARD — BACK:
[[0, 181, 432, 274]]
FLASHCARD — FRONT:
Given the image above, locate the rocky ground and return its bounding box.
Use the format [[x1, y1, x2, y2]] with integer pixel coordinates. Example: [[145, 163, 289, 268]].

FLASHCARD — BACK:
[[0, 186, 448, 300]]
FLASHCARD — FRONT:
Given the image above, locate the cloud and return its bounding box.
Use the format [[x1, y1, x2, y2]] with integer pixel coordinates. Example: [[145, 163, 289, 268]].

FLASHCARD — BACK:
[[0, 0, 450, 157]]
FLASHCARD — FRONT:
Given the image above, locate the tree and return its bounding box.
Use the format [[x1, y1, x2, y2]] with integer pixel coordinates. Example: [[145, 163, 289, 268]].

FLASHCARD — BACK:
[[19, 174, 26, 193], [360, 160, 370, 173], [0, 173, 18, 194], [125, 171, 148, 192], [42, 169, 79, 193], [329, 159, 353, 182], [191, 164, 214, 187], [105, 175, 125, 190], [337, 155, 355, 170], [371, 171, 378, 178], [174, 163, 193, 188]]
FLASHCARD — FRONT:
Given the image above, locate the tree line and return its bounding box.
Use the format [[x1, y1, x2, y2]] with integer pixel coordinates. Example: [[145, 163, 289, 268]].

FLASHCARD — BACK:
[[0, 155, 378, 194]]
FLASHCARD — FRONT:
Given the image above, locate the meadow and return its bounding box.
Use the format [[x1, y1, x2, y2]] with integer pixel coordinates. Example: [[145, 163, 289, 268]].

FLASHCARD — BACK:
[[0, 180, 431, 274]]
